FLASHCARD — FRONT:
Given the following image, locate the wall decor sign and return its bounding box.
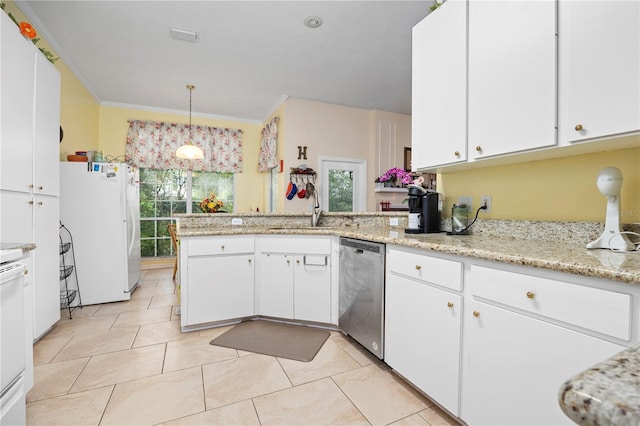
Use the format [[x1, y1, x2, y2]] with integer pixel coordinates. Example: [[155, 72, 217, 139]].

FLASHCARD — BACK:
[[297, 146, 308, 160]]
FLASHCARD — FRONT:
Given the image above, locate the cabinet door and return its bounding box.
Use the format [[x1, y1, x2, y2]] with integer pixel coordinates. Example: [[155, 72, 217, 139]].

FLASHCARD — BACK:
[[412, 0, 467, 170], [385, 274, 462, 416], [0, 190, 33, 243], [33, 52, 61, 196], [0, 13, 34, 193], [293, 255, 331, 323], [255, 254, 294, 318], [461, 300, 625, 426], [561, 0, 640, 143], [186, 255, 254, 326], [33, 194, 60, 339], [468, 0, 557, 159]]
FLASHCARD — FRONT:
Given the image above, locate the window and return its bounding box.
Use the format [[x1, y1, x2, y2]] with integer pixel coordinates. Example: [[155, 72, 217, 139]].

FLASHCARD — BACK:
[[139, 168, 234, 258]]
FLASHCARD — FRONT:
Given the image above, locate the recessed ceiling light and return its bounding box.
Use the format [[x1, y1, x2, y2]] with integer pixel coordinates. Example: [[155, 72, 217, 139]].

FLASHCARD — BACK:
[[304, 16, 323, 29]]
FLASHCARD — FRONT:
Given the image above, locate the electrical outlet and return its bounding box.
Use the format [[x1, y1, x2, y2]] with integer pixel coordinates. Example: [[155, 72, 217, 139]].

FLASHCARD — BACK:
[[231, 218, 243, 226], [389, 217, 399, 226], [481, 195, 492, 213], [458, 196, 473, 211]]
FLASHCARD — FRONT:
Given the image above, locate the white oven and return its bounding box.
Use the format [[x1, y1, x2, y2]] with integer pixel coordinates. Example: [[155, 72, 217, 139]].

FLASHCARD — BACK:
[[0, 256, 26, 425]]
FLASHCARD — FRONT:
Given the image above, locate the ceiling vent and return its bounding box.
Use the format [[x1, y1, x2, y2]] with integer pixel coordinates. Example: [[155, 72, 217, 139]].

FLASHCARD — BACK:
[[170, 27, 199, 42]]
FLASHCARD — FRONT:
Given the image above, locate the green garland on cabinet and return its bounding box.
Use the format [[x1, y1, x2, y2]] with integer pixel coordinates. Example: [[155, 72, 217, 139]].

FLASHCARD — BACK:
[[1, 2, 58, 63]]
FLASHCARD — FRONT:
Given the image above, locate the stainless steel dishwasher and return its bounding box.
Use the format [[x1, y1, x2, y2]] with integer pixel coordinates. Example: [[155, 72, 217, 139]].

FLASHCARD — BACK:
[[338, 237, 385, 359]]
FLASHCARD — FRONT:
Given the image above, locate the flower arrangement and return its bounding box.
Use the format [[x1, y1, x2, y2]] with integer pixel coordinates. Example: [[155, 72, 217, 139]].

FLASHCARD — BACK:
[[199, 192, 224, 213], [1, 3, 58, 64], [375, 167, 414, 186]]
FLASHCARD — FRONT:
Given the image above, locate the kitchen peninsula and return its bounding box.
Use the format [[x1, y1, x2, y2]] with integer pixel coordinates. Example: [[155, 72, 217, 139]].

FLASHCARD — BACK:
[[175, 212, 640, 284], [175, 212, 640, 425]]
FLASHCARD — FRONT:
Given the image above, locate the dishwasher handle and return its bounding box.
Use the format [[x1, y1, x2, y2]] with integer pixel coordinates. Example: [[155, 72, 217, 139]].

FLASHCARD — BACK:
[[340, 237, 384, 254]]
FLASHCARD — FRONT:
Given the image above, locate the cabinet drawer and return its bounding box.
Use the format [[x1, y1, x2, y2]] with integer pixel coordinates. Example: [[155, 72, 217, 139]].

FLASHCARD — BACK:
[[388, 249, 463, 291], [188, 236, 254, 256], [256, 237, 331, 255], [470, 265, 632, 341]]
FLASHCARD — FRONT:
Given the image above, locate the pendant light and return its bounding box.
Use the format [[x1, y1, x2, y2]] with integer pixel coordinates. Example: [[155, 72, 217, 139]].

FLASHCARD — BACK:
[[176, 84, 204, 160]]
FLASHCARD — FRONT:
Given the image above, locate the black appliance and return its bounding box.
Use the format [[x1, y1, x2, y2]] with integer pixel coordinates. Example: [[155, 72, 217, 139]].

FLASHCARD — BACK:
[[405, 185, 441, 234]]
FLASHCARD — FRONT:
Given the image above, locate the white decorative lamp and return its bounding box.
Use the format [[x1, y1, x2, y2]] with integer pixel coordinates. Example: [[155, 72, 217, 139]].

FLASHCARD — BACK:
[[176, 84, 204, 160], [586, 167, 634, 251]]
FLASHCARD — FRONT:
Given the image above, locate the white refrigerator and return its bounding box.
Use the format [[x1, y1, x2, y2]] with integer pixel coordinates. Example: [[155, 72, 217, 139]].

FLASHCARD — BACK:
[[59, 162, 142, 305]]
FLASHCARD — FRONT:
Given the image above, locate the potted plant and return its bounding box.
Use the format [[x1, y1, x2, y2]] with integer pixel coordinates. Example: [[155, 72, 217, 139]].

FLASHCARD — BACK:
[[375, 167, 414, 187]]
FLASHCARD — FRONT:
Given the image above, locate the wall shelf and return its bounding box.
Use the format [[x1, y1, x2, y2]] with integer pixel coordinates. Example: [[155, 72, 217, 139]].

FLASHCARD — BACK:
[[374, 187, 408, 193]]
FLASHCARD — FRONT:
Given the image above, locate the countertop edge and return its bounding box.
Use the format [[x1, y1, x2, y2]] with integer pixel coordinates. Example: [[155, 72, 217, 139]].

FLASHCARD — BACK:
[[559, 345, 640, 426]]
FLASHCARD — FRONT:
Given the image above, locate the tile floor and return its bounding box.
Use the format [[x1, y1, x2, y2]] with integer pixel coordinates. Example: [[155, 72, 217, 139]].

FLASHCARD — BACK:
[[26, 268, 459, 425]]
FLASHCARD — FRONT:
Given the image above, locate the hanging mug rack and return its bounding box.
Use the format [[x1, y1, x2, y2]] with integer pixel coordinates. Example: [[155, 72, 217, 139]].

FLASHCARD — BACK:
[[289, 171, 317, 184]]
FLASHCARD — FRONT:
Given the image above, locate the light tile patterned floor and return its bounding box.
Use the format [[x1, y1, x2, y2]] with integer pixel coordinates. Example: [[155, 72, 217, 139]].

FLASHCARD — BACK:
[[27, 268, 459, 425]]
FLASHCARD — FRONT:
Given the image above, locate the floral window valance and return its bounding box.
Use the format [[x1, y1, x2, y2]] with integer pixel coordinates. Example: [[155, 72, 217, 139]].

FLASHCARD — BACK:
[[258, 117, 278, 172], [125, 120, 243, 172]]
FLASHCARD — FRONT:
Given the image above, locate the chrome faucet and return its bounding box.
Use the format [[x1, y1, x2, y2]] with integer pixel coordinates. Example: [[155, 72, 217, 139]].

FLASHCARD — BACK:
[[311, 190, 323, 227]]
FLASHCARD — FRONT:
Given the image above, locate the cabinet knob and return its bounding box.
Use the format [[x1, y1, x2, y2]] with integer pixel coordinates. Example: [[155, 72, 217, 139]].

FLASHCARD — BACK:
[[24, 269, 29, 275], [37, 186, 43, 190], [447, 302, 454, 309], [473, 311, 480, 318], [248, 259, 252, 264], [220, 245, 225, 251], [296, 259, 300, 264], [526, 291, 536, 300], [37, 201, 43, 205], [575, 124, 583, 131], [415, 265, 421, 271], [454, 151, 460, 157], [28, 184, 34, 189], [475, 146, 482, 152], [287, 259, 291, 265], [28, 200, 34, 205]]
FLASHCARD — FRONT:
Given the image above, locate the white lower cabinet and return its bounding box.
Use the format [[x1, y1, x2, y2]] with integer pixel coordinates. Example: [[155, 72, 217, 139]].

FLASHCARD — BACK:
[[181, 235, 333, 328], [255, 254, 294, 319], [293, 255, 331, 323], [461, 299, 624, 425], [385, 273, 462, 416], [383, 248, 636, 426], [185, 255, 254, 326], [181, 236, 255, 328], [255, 237, 332, 324], [460, 264, 631, 426], [385, 247, 463, 416]]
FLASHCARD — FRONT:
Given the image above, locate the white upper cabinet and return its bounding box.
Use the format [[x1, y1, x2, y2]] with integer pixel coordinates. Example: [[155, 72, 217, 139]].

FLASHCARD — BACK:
[[412, 0, 467, 170], [559, 0, 640, 144], [468, 0, 557, 159], [34, 52, 61, 196], [0, 12, 35, 192]]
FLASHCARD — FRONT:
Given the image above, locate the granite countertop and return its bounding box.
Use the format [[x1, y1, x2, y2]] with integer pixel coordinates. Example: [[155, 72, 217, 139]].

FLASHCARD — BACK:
[[176, 224, 640, 285], [559, 344, 640, 425], [0, 242, 37, 252]]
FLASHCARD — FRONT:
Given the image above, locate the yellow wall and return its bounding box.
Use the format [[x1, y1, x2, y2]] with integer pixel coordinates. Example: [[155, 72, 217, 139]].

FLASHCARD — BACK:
[[439, 147, 640, 223], [98, 106, 263, 213], [6, 1, 100, 159]]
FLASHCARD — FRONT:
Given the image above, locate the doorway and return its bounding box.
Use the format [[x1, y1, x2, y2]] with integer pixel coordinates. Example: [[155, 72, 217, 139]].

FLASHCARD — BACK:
[[318, 157, 367, 212]]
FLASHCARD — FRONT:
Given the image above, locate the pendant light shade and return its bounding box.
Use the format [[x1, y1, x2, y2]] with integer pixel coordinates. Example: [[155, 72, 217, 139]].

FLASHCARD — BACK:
[[176, 84, 204, 160]]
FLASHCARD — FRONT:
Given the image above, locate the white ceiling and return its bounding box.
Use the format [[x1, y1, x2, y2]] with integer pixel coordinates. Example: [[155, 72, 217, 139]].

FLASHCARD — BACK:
[[18, 1, 431, 123]]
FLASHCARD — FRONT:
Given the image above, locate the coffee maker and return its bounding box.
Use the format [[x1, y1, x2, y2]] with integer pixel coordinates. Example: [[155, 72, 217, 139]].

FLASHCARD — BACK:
[[405, 185, 441, 234]]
